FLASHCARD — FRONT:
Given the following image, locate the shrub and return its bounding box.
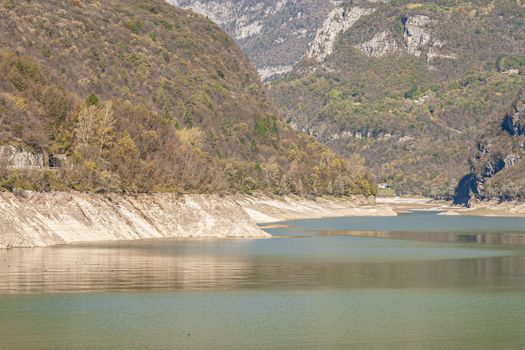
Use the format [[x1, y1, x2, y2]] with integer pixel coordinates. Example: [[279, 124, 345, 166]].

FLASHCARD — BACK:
[[86, 93, 99, 106], [123, 18, 144, 34], [254, 115, 278, 138]]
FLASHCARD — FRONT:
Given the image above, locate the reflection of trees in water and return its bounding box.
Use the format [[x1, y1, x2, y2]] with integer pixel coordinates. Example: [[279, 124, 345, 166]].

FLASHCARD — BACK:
[[1, 243, 524, 294], [0, 246, 252, 293]]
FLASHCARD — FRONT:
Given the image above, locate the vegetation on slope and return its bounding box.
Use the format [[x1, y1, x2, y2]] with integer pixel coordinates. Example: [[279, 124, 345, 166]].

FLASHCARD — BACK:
[[270, 0, 525, 198], [170, 0, 339, 79], [458, 89, 525, 204], [0, 0, 375, 196]]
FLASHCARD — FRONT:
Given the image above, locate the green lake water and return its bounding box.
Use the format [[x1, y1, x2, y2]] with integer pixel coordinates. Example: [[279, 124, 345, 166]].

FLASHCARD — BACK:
[[1, 212, 525, 349]]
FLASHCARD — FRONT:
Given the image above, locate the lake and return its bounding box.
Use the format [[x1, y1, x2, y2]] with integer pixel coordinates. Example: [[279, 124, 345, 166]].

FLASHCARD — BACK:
[[1, 212, 525, 349]]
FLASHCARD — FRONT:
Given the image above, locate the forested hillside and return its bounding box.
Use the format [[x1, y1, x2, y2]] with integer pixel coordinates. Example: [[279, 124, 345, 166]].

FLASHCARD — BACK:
[[270, 0, 525, 197], [0, 0, 375, 196], [456, 89, 525, 204], [167, 0, 525, 199]]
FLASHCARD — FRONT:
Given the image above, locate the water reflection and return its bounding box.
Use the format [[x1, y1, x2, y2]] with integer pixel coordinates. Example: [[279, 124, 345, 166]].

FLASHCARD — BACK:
[[0, 243, 252, 293], [322, 230, 525, 245], [2, 213, 525, 350], [1, 237, 525, 294]]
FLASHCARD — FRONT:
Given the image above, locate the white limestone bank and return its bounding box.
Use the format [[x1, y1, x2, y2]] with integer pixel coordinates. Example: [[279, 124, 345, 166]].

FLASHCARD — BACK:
[[0, 192, 397, 249], [238, 195, 397, 223], [439, 201, 525, 217], [0, 192, 268, 249]]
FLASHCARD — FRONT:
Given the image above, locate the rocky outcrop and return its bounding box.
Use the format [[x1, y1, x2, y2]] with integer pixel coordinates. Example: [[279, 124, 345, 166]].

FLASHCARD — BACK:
[[403, 15, 433, 57], [0, 146, 44, 169], [502, 92, 525, 137], [308, 6, 375, 62], [455, 147, 523, 206], [455, 89, 525, 205], [401, 16, 458, 67], [351, 15, 457, 65], [0, 146, 68, 170], [355, 31, 398, 57], [338, 13, 435, 60]]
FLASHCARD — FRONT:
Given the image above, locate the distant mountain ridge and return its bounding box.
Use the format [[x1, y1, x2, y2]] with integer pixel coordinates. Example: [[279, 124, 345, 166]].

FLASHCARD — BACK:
[[166, 0, 349, 80]]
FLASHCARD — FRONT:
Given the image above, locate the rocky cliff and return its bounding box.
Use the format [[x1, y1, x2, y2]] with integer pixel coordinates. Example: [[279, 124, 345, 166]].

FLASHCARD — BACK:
[[166, 0, 338, 80], [270, 0, 525, 198], [456, 89, 525, 205], [164, 0, 461, 80], [0, 146, 44, 169], [167, 0, 392, 80]]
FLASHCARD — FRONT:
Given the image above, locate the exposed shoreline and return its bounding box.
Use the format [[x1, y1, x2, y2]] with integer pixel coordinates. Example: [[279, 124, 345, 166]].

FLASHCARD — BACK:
[[2, 192, 524, 249], [378, 196, 525, 217], [439, 201, 525, 217], [238, 194, 397, 224], [0, 192, 395, 249], [0, 192, 268, 249]]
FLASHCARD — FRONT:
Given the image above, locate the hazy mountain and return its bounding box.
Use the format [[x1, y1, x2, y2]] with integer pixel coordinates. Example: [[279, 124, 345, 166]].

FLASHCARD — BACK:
[[166, 0, 344, 80]]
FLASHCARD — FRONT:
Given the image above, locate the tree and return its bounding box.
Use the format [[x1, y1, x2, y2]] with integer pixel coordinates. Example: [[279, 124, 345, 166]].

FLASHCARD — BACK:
[[76, 105, 96, 151], [75, 101, 116, 159], [95, 102, 116, 157], [115, 131, 139, 160], [86, 93, 99, 106]]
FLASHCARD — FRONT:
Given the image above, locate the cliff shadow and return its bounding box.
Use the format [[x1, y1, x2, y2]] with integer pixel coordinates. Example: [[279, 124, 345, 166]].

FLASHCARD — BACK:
[[453, 174, 476, 206]]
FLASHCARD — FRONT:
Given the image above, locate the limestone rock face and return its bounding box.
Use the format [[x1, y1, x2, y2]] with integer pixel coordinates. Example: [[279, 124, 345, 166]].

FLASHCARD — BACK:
[[0, 192, 269, 249], [350, 15, 457, 66], [0, 146, 44, 169], [355, 31, 398, 57], [307, 7, 375, 62], [166, 0, 389, 79], [403, 15, 433, 57]]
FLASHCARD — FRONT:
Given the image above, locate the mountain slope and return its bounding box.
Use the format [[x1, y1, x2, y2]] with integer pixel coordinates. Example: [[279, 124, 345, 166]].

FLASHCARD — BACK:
[[270, 0, 525, 197], [0, 0, 374, 196], [456, 89, 525, 204], [167, 0, 525, 198], [166, 0, 341, 80]]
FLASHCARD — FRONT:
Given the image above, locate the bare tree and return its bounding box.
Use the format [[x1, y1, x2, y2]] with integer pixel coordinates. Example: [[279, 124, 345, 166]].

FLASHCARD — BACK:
[[96, 102, 116, 156], [76, 105, 96, 149]]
